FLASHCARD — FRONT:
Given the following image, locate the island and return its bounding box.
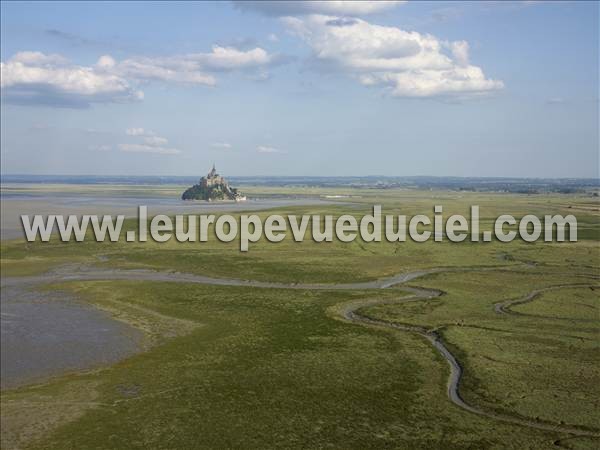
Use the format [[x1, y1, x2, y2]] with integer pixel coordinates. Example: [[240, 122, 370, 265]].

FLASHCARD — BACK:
[[181, 165, 246, 201]]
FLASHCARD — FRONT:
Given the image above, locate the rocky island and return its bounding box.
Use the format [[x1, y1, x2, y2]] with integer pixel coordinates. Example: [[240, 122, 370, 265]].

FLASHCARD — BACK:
[[182, 165, 246, 201]]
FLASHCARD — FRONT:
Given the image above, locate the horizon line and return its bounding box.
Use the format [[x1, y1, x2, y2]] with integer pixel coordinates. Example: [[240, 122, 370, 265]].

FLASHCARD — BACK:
[[1, 173, 599, 182]]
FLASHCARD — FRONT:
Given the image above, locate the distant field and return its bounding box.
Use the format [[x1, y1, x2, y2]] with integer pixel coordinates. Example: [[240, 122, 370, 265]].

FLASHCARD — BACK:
[[1, 187, 599, 449]]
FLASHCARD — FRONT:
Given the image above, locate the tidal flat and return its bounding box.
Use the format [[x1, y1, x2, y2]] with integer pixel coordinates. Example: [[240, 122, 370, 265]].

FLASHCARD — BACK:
[[1, 285, 144, 389], [0, 182, 599, 449], [0, 182, 335, 240]]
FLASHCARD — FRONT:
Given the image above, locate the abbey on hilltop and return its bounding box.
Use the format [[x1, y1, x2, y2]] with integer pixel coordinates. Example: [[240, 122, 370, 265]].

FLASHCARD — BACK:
[[181, 164, 246, 201]]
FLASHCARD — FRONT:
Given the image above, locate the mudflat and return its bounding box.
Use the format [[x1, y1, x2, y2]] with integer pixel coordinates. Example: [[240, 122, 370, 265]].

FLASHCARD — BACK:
[[1, 284, 144, 389], [1, 183, 333, 240]]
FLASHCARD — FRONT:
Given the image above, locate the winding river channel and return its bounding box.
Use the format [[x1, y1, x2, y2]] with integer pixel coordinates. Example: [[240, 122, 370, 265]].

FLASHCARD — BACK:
[[1, 265, 598, 438]]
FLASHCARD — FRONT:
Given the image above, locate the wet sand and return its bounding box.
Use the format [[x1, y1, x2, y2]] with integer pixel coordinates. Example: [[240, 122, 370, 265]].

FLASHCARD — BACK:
[[1, 183, 338, 389], [0, 285, 144, 389], [1, 183, 336, 240]]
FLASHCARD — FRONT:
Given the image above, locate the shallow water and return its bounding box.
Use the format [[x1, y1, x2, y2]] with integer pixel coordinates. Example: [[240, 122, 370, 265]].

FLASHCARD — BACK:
[[0, 286, 144, 389], [0, 183, 339, 388], [0, 185, 334, 240]]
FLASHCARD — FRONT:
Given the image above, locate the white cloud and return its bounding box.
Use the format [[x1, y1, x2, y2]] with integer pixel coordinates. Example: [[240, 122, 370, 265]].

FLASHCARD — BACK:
[[103, 46, 280, 87], [257, 145, 285, 153], [194, 46, 275, 71], [96, 55, 116, 69], [211, 142, 233, 149], [284, 15, 503, 98], [0, 52, 143, 107], [113, 56, 216, 86], [268, 33, 279, 42], [126, 127, 154, 136], [1, 45, 281, 107], [118, 143, 181, 155], [144, 136, 169, 146], [9, 51, 68, 66], [120, 129, 180, 155], [449, 40, 470, 67], [234, 1, 405, 17]]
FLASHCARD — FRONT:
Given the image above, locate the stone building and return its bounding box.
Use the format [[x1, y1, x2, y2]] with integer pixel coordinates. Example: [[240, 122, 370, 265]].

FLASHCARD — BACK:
[[201, 164, 225, 188], [182, 164, 246, 201]]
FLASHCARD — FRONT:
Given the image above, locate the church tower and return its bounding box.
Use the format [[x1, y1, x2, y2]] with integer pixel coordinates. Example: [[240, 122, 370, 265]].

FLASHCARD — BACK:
[[209, 163, 217, 178]]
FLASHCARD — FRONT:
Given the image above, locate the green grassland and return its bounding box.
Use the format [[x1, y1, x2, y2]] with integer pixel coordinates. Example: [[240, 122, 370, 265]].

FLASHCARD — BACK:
[[363, 271, 599, 429], [1, 188, 599, 449]]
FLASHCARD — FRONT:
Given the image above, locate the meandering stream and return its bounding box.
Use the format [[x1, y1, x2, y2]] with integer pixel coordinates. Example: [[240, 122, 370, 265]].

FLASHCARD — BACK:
[[2, 265, 598, 438]]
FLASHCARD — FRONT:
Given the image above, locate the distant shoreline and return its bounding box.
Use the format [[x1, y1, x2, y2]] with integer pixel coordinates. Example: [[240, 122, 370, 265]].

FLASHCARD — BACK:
[[2, 174, 598, 194], [2, 174, 598, 182]]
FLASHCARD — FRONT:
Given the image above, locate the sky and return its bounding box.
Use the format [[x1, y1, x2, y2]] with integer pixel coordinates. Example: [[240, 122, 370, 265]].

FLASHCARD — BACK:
[[1, 1, 598, 178]]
